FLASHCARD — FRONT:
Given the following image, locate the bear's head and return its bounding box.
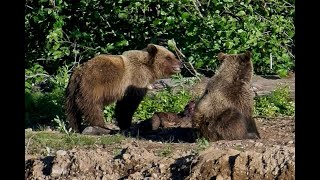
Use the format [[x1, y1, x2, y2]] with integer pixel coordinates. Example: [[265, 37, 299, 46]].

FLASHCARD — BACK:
[[216, 51, 253, 81], [145, 44, 182, 78]]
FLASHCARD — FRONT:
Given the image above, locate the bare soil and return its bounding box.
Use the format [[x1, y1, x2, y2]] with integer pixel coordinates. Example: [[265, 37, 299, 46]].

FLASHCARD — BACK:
[[25, 74, 295, 180]]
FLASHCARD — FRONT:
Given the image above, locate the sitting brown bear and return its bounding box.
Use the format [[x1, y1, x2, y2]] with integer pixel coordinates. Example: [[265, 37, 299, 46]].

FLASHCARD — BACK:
[[65, 44, 182, 133], [192, 51, 261, 141]]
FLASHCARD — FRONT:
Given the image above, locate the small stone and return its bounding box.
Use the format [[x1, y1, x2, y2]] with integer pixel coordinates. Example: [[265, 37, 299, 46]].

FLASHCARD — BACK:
[[151, 173, 158, 178], [216, 174, 224, 180], [51, 167, 65, 177], [273, 145, 280, 148], [81, 126, 111, 135], [159, 164, 166, 173], [46, 126, 52, 131], [56, 150, 67, 156], [25, 128, 32, 132], [287, 140, 294, 144], [147, 84, 153, 90], [123, 153, 130, 160]]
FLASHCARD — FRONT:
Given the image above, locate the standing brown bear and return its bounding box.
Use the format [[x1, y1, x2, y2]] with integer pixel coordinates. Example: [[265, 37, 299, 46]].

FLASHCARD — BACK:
[[192, 51, 260, 141], [65, 44, 182, 133]]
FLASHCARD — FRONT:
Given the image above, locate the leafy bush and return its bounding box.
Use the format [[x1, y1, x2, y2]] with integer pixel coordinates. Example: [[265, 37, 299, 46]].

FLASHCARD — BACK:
[[254, 85, 295, 117], [25, 65, 70, 129], [134, 88, 192, 121], [25, 0, 295, 76]]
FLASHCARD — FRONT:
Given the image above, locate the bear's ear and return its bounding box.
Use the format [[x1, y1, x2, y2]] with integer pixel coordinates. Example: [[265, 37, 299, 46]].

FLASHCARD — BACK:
[[240, 51, 252, 61], [146, 44, 158, 65], [245, 50, 252, 59], [217, 52, 226, 61]]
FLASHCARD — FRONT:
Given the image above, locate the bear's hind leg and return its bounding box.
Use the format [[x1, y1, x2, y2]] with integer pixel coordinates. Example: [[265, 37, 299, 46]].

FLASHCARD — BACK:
[[83, 102, 107, 129], [214, 108, 248, 140], [65, 97, 83, 133], [246, 117, 261, 139], [66, 110, 83, 133]]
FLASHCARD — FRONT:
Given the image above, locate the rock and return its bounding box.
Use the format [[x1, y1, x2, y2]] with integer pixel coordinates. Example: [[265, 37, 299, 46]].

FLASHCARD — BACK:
[[104, 123, 120, 131], [25, 128, 33, 132], [254, 142, 263, 147], [216, 174, 224, 180], [159, 164, 166, 174], [123, 153, 131, 161], [51, 167, 64, 177], [81, 126, 111, 135], [56, 150, 67, 156], [151, 173, 158, 178], [51, 153, 71, 177]]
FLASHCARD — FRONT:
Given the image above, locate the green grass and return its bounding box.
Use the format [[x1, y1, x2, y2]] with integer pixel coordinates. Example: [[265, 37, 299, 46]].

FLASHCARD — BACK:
[[155, 145, 173, 157], [25, 131, 125, 155], [194, 137, 210, 153]]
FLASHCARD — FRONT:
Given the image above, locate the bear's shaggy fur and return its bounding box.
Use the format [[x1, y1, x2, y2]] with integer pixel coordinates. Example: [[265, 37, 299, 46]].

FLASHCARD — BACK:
[[192, 51, 260, 141], [138, 100, 196, 132], [65, 44, 182, 133]]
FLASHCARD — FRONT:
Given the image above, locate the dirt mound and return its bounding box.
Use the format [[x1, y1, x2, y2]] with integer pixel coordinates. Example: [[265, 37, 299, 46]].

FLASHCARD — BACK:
[[189, 146, 294, 180], [25, 142, 195, 180], [25, 143, 294, 180], [25, 118, 294, 180]]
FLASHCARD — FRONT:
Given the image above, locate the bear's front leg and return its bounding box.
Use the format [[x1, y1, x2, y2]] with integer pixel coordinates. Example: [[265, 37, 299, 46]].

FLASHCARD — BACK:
[[115, 87, 147, 130]]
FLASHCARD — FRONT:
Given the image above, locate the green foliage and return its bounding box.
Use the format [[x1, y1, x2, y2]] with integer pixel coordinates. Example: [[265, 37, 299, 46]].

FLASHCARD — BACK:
[[133, 88, 192, 121], [103, 103, 116, 123], [195, 137, 210, 152], [52, 115, 72, 134], [25, 0, 295, 76], [25, 65, 70, 129], [156, 145, 173, 157], [254, 85, 295, 117]]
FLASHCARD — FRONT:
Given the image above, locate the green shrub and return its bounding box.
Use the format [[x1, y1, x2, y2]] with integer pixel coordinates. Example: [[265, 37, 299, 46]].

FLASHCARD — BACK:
[[25, 65, 70, 129], [133, 88, 192, 121], [25, 0, 294, 76], [254, 85, 295, 117]]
